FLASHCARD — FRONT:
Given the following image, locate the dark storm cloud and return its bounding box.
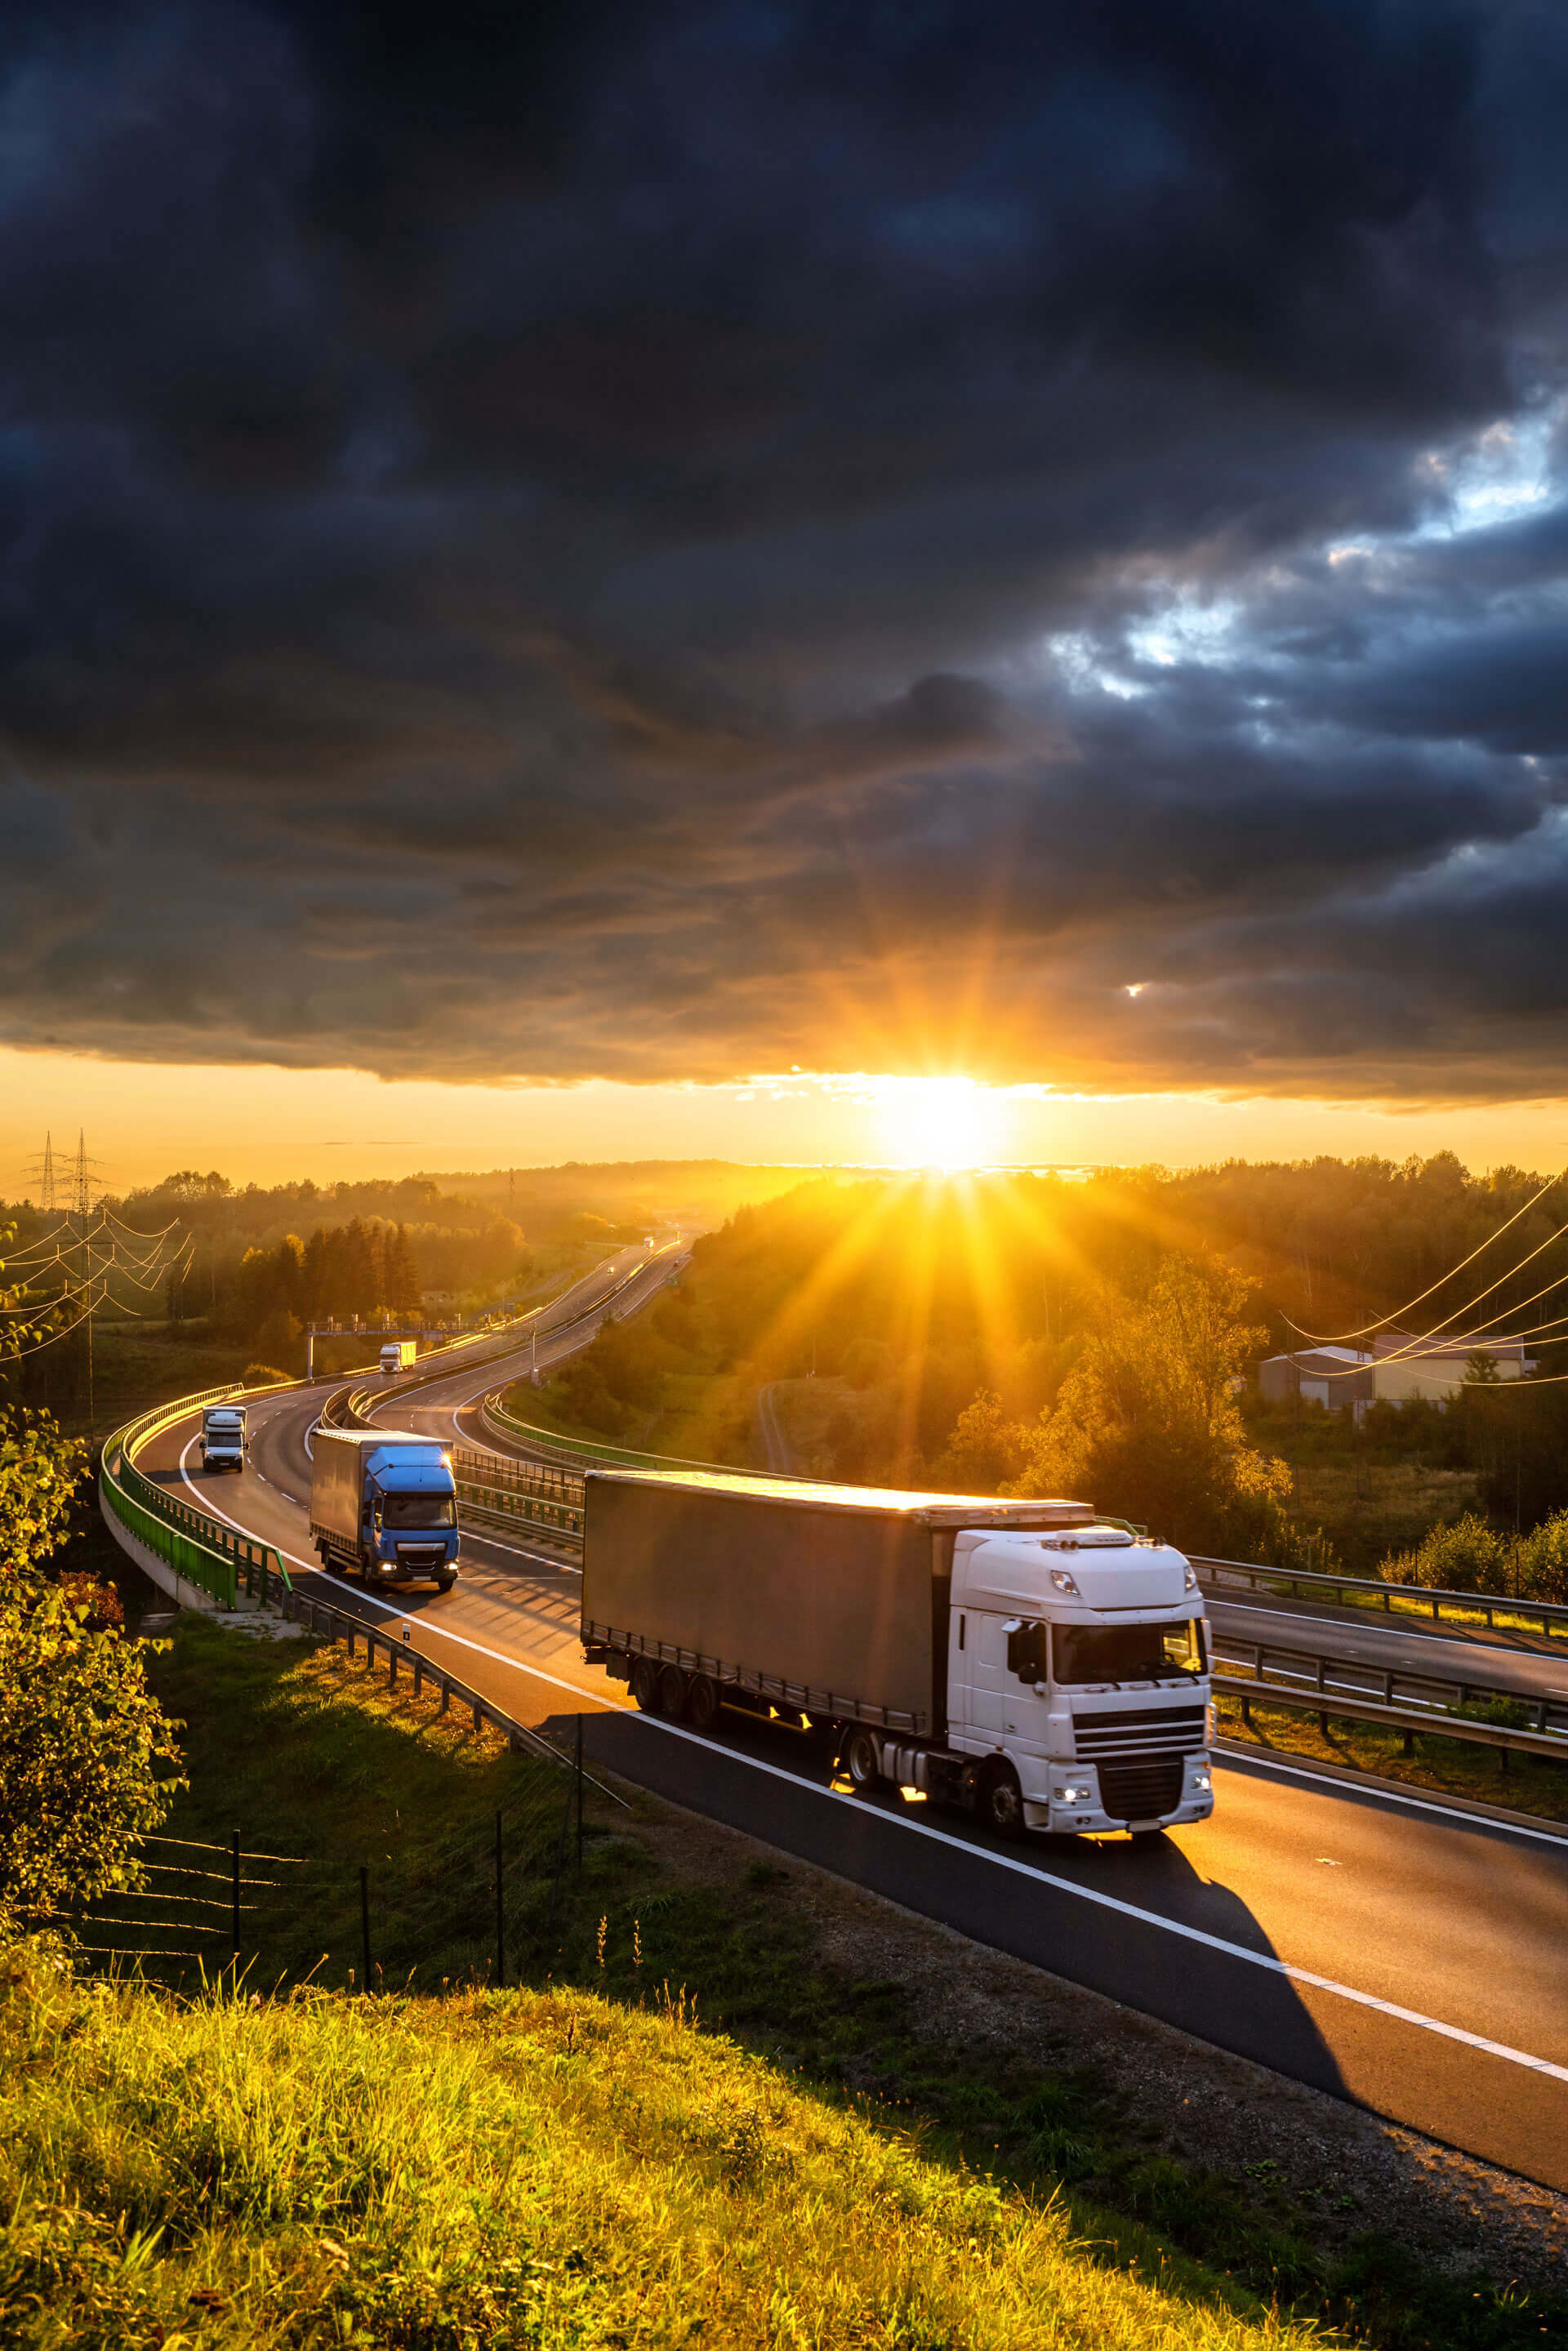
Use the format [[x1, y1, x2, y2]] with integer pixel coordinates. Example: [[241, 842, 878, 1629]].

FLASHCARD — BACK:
[[4, 0, 1568, 1099]]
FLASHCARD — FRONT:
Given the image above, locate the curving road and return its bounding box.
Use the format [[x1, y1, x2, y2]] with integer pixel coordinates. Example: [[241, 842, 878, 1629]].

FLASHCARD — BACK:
[[130, 1262, 1568, 2194]]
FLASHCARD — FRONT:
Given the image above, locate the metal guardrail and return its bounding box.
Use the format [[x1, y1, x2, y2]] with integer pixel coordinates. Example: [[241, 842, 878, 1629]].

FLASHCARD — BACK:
[[102, 1383, 296, 1611], [451, 1445, 584, 1545], [1211, 1629, 1568, 1765], [1193, 1553, 1568, 1641]]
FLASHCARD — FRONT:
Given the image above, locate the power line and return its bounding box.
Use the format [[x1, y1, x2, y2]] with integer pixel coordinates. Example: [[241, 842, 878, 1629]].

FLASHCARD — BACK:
[[1281, 1160, 1568, 1346]]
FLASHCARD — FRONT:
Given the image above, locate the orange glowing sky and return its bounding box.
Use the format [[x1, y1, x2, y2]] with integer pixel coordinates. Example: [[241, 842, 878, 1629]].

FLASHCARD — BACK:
[[5, 1045, 1568, 1198]]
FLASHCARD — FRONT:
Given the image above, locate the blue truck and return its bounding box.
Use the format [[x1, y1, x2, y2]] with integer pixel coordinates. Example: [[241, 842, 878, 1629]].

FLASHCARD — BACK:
[[310, 1427, 460, 1592]]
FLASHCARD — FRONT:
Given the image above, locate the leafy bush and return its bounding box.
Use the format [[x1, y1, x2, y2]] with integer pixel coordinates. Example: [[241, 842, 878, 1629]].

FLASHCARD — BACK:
[[0, 1407, 84, 1582], [1381, 1505, 1568, 1603], [242, 1362, 292, 1387], [0, 1575, 180, 1930], [1383, 1511, 1507, 1593], [55, 1573, 124, 1632]]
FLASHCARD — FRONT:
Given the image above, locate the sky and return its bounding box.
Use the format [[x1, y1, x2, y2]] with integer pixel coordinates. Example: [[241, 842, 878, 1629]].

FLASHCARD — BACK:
[[5, 2, 1568, 1188]]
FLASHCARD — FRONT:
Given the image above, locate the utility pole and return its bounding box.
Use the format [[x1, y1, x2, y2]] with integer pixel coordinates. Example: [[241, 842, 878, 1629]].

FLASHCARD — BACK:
[[40, 1131, 55, 1213]]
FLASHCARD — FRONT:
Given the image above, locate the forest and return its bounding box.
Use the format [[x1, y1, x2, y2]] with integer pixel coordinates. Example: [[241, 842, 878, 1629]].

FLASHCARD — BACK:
[[532, 1156, 1568, 1587]]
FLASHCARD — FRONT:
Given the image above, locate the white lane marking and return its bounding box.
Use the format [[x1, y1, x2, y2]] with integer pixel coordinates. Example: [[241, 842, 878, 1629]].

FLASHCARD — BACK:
[[1216, 1744, 1568, 1851], [626, 1711, 1568, 2089]]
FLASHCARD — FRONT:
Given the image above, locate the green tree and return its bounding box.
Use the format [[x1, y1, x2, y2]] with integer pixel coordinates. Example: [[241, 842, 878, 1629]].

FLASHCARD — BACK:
[[0, 1409, 85, 1581], [931, 1391, 1025, 1494], [0, 1575, 180, 1928], [1009, 1254, 1290, 1552]]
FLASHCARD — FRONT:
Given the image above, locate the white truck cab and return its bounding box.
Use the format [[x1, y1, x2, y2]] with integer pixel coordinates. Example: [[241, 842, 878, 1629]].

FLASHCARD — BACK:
[[198, 1405, 247, 1474], [943, 1525, 1212, 1835]]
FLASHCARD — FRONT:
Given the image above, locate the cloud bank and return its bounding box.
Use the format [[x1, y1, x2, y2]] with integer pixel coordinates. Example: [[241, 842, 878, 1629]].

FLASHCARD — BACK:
[[3, 0, 1568, 1100]]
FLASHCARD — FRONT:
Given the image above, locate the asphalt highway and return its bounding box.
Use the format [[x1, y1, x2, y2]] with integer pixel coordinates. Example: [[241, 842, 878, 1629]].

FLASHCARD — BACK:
[[130, 1263, 1568, 2193]]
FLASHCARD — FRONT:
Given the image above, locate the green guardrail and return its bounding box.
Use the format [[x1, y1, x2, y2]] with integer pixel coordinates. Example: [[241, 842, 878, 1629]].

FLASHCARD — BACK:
[[101, 1384, 295, 1613]]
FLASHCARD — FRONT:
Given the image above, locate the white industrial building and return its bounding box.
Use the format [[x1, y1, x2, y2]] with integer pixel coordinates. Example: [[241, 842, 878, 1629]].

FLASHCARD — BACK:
[[1260, 1329, 1538, 1413]]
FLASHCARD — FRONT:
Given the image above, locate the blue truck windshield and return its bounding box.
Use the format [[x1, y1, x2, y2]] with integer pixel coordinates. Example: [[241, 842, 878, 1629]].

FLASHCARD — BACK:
[[379, 1494, 456, 1530]]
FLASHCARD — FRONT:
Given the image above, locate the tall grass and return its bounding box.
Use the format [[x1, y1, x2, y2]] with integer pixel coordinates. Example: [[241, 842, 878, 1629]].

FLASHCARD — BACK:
[[0, 1948, 1328, 2350]]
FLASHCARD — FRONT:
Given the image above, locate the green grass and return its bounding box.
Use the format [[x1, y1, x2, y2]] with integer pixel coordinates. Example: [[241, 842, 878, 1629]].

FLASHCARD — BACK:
[[0, 1957, 1336, 2351], [24, 1617, 1561, 2349], [1281, 1461, 1481, 1579]]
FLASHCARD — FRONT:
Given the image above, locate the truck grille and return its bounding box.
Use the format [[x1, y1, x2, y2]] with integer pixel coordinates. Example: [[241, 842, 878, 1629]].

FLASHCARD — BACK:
[[1071, 1704, 1205, 1761], [1071, 1708, 1203, 1824], [397, 1546, 443, 1568], [1097, 1757, 1187, 1823]]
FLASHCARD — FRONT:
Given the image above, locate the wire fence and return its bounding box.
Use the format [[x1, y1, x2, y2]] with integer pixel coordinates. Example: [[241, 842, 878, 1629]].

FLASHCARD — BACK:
[[67, 1720, 589, 1994]]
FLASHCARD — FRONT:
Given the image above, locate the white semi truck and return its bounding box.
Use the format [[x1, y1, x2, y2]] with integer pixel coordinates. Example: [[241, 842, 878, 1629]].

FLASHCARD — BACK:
[[379, 1338, 418, 1374], [198, 1404, 247, 1473], [581, 1470, 1213, 1840]]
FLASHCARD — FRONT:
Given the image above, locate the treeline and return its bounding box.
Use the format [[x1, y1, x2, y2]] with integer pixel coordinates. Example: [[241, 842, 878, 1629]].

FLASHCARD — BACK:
[[231, 1218, 429, 1367], [535, 1161, 1568, 1578]]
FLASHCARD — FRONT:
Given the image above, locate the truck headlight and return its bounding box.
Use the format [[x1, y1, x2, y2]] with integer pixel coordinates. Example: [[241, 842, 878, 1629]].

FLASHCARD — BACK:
[[1049, 1569, 1080, 1596], [1189, 1769, 1212, 1793], [1054, 1782, 1095, 1805]]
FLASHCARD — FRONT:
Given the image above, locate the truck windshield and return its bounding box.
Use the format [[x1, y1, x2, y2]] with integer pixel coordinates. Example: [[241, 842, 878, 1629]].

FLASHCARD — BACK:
[[378, 1494, 456, 1530], [1053, 1618, 1206, 1685]]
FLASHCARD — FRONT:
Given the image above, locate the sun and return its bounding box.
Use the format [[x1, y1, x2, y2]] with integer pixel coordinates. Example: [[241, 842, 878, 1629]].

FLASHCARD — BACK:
[[873, 1075, 1009, 1170]]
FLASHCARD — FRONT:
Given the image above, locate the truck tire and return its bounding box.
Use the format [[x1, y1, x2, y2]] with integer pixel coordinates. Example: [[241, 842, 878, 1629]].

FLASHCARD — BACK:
[[686, 1673, 720, 1733], [980, 1761, 1027, 1841], [435, 1574, 456, 1594], [844, 1725, 886, 1792], [630, 1655, 660, 1712], [657, 1664, 689, 1720]]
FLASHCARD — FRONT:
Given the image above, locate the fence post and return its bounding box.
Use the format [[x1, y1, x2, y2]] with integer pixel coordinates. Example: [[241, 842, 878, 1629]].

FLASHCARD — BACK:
[[576, 1713, 584, 1871], [231, 1829, 241, 1970], [360, 1865, 372, 1994], [494, 1810, 506, 1990]]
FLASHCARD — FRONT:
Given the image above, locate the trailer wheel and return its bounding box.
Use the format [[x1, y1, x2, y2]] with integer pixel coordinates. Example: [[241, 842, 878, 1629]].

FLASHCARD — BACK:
[[657, 1664, 689, 1720], [630, 1655, 660, 1712], [844, 1726, 886, 1792], [686, 1674, 720, 1733], [980, 1761, 1027, 1841]]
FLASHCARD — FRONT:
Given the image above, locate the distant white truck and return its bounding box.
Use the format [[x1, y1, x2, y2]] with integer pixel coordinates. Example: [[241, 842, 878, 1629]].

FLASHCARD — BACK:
[[379, 1338, 417, 1375], [199, 1404, 247, 1473]]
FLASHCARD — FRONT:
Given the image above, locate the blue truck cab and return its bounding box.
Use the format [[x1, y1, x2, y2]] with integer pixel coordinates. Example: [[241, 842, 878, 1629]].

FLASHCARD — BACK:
[[310, 1426, 460, 1592]]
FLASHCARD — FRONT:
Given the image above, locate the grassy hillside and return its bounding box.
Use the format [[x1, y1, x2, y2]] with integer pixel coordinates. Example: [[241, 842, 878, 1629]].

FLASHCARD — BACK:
[[16, 1615, 1547, 2349], [0, 1957, 1329, 2351]]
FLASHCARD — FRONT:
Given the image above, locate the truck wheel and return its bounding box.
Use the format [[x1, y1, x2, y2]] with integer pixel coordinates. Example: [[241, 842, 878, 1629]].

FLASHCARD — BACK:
[[686, 1674, 720, 1733], [434, 1574, 456, 1595], [980, 1762, 1027, 1841], [630, 1656, 660, 1712], [657, 1664, 689, 1720], [844, 1726, 886, 1792]]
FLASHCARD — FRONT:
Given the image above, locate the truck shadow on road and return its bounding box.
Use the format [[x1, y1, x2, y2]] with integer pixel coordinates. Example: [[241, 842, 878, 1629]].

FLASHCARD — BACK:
[[578, 1702, 1352, 2108]]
